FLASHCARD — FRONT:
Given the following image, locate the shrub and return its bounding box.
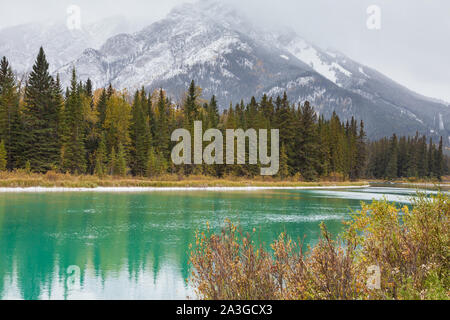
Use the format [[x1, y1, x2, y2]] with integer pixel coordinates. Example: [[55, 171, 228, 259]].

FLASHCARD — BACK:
[[189, 221, 277, 300], [189, 193, 449, 300]]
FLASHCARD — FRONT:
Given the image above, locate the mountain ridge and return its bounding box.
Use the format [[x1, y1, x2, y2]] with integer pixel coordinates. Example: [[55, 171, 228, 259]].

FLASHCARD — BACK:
[[0, 0, 448, 144]]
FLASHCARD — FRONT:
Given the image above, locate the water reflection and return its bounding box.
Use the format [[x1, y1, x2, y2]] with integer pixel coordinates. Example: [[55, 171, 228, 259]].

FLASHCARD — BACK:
[[0, 188, 421, 300]]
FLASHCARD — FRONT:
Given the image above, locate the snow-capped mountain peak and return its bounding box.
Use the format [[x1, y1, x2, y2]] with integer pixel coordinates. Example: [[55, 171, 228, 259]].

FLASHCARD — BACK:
[[0, 0, 448, 143]]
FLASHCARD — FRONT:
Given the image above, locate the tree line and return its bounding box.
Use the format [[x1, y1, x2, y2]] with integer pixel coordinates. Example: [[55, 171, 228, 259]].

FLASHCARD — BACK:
[[0, 48, 448, 180]]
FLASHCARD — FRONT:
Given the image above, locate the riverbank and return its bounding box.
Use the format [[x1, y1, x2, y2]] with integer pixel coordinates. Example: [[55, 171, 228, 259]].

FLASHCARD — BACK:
[[370, 177, 450, 191], [0, 171, 369, 190]]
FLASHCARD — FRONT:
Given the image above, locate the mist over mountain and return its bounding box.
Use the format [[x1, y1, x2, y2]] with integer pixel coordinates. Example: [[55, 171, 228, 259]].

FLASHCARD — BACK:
[[0, 0, 448, 143], [0, 15, 142, 73]]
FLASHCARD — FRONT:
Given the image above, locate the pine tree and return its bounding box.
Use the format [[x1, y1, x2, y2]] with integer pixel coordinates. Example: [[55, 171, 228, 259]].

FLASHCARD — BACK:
[[0, 56, 21, 169], [427, 138, 434, 177], [96, 89, 108, 130], [278, 144, 290, 179], [0, 140, 7, 171], [114, 143, 127, 176], [355, 120, 367, 178], [60, 68, 86, 174], [146, 146, 158, 177], [155, 89, 170, 157], [130, 89, 151, 176], [434, 137, 444, 180], [85, 79, 94, 109], [184, 80, 199, 127], [296, 101, 320, 181], [417, 136, 428, 178], [386, 134, 398, 179], [94, 135, 107, 177], [0, 56, 15, 140], [22, 48, 60, 172], [207, 95, 219, 128], [397, 136, 408, 177]]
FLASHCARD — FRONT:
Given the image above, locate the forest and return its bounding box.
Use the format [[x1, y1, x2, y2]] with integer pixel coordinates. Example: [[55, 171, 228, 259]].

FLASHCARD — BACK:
[[0, 48, 448, 181]]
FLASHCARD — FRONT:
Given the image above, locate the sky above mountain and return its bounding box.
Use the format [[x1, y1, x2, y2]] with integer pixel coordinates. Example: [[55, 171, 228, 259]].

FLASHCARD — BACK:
[[0, 0, 449, 103]]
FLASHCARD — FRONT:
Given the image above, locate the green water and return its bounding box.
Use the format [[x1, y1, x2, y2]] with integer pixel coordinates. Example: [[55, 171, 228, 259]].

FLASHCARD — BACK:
[[0, 187, 423, 300]]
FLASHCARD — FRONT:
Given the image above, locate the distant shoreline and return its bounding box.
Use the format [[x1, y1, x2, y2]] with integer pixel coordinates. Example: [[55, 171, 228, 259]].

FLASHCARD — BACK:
[[1, 171, 448, 192], [0, 172, 371, 189], [0, 185, 371, 193]]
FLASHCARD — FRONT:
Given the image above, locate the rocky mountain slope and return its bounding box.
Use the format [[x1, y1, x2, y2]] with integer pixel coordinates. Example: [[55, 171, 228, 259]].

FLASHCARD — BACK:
[[0, 15, 140, 73], [1, 0, 448, 143]]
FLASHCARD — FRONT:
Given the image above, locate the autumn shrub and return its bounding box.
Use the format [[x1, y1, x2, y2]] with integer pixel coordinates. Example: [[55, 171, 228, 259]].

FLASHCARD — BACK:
[[189, 193, 449, 300], [344, 193, 449, 300], [189, 221, 278, 300]]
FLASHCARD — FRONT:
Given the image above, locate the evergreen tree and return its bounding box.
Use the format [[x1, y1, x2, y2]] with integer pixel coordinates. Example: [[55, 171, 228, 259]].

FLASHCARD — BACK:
[[108, 147, 116, 176], [22, 48, 60, 172], [0, 140, 6, 171], [94, 135, 108, 177], [146, 146, 158, 177], [96, 89, 108, 129], [0, 56, 15, 140], [184, 80, 200, 127], [355, 120, 367, 178], [130, 89, 151, 176], [0, 56, 21, 169], [60, 68, 86, 174], [207, 95, 219, 128], [278, 144, 290, 179], [434, 137, 444, 180], [386, 134, 398, 179], [417, 136, 428, 178], [155, 89, 170, 157], [114, 143, 127, 176], [296, 101, 320, 181], [427, 138, 435, 177]]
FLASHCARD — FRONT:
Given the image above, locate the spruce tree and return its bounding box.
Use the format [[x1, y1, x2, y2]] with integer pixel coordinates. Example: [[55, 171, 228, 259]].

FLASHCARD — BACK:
[[114, 143, 127, 176], [278, 144, 290, 179], [96, 89, 108, 130], [434, 137, 444, 180], [146, 146, 158, 178], [296, 101, 319, 181], [22, 48, 60, 172], [130, 90, 151, 176], [355, 120, 367, 178], [427, 138, 434, 177], [0, 57, 21, 169], [94, 135, 108, 177], [0, 140, 6, 171], [0, 56, 15, 140], [60, 68, 87, 174], [417, 136, 428, 178], [207, 95, 219, 128], [155, 89, 170, 157], [184, 80, 199, 127], [386, 134, 398, 179]]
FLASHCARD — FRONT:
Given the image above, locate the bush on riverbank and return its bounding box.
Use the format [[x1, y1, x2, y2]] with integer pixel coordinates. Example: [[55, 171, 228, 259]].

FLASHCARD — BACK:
[[189, 193, 449, 300]]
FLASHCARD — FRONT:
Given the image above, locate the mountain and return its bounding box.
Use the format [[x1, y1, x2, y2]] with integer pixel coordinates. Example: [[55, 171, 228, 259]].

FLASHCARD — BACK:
[[0, 15, 141, 74], [2, 0, 449, 143]]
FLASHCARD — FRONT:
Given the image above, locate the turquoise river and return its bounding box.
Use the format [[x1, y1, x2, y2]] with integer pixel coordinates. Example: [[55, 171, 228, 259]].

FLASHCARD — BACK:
[[0, 187, 434, 300]]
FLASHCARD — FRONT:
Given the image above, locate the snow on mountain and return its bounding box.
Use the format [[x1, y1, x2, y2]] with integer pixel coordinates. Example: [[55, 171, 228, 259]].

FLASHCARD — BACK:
[[0, 15, 140, 74], [0, 0, 448, 142]]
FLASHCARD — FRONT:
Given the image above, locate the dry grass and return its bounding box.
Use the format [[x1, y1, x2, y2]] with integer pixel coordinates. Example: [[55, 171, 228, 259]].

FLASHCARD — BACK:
[[0, 170, 368, 188]]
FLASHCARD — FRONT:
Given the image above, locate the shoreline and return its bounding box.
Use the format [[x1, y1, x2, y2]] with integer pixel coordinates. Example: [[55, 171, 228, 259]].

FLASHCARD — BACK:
[[0, 185, 371, 193]]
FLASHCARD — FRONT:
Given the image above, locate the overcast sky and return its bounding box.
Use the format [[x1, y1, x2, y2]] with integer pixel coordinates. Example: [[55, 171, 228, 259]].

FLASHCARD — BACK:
[[1, 0, 449, 103]]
